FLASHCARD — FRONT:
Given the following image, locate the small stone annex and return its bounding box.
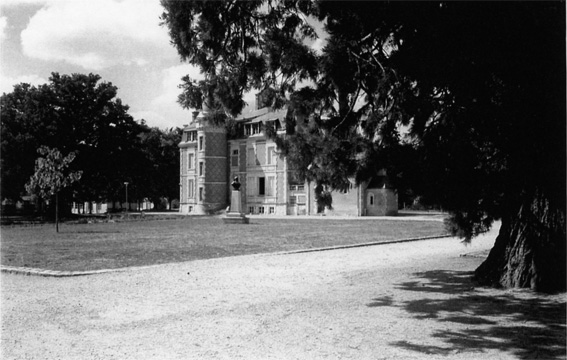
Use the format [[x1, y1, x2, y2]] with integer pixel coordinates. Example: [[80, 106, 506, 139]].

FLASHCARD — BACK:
[[178, 100, 397, 216]]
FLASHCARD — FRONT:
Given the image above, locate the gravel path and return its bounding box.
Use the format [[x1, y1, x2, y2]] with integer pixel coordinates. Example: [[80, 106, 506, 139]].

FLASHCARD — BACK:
[[2, 223, 565, 359]]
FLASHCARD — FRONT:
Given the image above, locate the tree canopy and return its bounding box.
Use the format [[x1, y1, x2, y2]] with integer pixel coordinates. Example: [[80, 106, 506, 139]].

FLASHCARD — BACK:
[[1, 72, 182, 211], [161, 1, 565, 292], [25, 146, 82, 231]]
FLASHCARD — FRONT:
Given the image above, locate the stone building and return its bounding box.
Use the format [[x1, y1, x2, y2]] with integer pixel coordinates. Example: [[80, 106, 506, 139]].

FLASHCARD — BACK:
[[178, 105, 397, 216]]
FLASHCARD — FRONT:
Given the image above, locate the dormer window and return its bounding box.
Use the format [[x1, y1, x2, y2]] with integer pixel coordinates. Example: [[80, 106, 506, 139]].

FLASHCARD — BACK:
[[244, 122, 263, 135], [185, 131, 197, 142]]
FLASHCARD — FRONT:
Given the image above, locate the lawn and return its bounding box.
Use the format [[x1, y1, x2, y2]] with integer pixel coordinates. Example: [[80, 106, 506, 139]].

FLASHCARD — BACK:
[[1, 216, 449, 272]]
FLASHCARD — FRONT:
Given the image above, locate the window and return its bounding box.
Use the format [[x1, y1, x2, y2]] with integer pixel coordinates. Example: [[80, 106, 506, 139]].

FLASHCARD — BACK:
[[187, 179, 194, 199], [181, 152, 187, 173], [252, 123, 262, 134], [199, 136, 203, 150], [188, 153, 194, 169], [245, 124, 252, 136], [247, 177, 255, 195], [269, 207, 275, 214], [199, 162, 203, 176], [258, 206, 265, 214], [231, 149, 239, 167], [267, 146, 276, 165], [267, 176, 275, 196], [256, 142, 265, 165], [289, 196, 297, 205], [188, 206, 193, 213], [369, 194, 374, 206], [297, 195, 306, 205], [199, 187, 203, 201], [249, 206, 255, 214], [247, 148, 255, 166], [258, 177, 265, 196]]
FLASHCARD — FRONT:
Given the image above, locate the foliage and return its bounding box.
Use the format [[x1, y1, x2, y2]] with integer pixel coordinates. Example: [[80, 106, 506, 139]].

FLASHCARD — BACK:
[[25, 146, 82, 199], [162, 1, 565, 290], [162, 0, 564, 234], [1, 73, 145, 204], [137, 126, 183, 208], [25, 146, 82, 231], [161, 0, 318, 115], [1, 73, 182, 209]]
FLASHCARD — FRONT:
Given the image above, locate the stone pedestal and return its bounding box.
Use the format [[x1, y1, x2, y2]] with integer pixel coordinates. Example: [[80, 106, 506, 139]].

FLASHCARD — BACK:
[[223, 190, 249, 224]]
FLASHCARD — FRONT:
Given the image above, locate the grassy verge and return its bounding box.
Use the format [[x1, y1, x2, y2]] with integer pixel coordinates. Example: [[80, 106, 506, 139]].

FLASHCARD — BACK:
[[1, 216, 449, 271]]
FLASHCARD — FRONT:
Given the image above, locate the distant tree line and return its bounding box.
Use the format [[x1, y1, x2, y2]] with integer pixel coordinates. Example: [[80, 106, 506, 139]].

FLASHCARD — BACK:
[[1, 72, 182, 216]]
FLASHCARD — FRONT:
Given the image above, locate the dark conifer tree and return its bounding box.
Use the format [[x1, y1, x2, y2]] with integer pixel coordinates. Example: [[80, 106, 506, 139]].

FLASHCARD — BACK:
[[161, 1, 565, 292]]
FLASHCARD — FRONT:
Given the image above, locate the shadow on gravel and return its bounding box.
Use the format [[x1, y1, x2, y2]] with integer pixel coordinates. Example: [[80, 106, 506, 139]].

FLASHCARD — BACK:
[[368, 270, 566, 359]]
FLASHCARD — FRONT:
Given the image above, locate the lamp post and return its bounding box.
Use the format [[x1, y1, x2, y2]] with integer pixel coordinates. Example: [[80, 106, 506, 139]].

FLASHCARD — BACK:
[[124, 182, 129, 212]]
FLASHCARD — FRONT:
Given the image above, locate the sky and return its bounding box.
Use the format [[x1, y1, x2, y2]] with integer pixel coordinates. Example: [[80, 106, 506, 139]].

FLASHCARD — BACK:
[[0, 0, 327, 130], [0, 0, 213, 129]]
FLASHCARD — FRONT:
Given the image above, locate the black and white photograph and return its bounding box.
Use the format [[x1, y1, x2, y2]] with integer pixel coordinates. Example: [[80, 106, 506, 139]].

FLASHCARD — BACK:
[[1, 1, 565, 359]]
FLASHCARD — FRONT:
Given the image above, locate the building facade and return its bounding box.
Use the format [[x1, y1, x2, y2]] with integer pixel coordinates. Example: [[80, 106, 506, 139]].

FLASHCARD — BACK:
[[178, 107, 398, 216]]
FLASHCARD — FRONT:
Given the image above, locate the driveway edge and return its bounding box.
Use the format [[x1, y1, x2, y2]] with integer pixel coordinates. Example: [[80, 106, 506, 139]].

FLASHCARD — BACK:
[[1, 234, 454, 278]]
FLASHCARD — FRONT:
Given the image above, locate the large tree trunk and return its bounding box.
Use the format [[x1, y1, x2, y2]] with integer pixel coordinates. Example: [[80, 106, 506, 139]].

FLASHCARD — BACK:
[[474, 189, 566, 293]]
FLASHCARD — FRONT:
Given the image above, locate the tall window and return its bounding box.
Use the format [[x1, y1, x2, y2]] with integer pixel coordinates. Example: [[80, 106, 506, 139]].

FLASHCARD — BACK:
[[188, 153, 194, 169], [181, 152, 187, 173], [231, 149, 239, 167], [199, 161, 203, 176], [247, 148, 255, 166], [187, 179, 194, 199], [267, 176, 275, 196], [247, 177, 255, 195], [369, 194, 374, 206], [199, 187, 203, 201], [267, 146, 276, 165], [199, 136, 203, 150], [256, 142, 265, 165], [258, 177, 266, 196]]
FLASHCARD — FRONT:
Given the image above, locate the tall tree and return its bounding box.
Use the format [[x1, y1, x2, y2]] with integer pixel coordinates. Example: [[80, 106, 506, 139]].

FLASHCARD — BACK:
[[1, 73, 146, 208], [138, 126, 183, 209], [161, 1, 565, 292], [25, 146, 82, 232]]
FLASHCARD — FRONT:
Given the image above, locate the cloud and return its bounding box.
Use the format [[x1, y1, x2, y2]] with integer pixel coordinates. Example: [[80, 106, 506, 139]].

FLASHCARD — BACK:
[[1, 0, 50, 6], [150, 64, 204, 109], [20, 0, 176, 70], [0, 16, 6, 41], [0, 73, 48, 94], [130, 64, 203, 129]]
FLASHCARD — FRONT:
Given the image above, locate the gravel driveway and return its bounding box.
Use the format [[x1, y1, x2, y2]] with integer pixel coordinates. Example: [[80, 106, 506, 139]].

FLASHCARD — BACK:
[[2, 223, 565, 359]]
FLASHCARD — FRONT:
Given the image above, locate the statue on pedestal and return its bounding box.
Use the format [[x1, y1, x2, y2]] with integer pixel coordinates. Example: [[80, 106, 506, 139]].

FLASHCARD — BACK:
[[231, 176, 241, 191], [224, 176, 248, 224]]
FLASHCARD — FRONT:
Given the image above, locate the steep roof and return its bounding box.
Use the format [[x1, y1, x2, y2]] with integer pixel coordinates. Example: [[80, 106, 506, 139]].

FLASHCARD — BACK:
[[235, 107, 288, 124]]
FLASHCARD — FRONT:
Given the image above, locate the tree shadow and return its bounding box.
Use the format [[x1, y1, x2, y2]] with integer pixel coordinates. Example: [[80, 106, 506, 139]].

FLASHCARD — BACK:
[[368, 270, 566, 359]]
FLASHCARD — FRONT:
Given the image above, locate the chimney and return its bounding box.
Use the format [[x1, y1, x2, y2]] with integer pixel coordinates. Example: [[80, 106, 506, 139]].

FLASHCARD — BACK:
[[192, 111, 200, 122]]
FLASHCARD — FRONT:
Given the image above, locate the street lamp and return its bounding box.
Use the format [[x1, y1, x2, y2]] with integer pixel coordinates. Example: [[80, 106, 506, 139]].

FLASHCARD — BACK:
[[124, 182, 129, 212]]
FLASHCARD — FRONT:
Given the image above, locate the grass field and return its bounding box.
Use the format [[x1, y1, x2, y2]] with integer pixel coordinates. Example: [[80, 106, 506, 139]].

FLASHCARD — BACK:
[[1, 216, 449, 272]]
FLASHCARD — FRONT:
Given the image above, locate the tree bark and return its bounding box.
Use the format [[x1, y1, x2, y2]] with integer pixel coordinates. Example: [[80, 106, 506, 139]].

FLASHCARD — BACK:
[[474, 188, 566, 293]]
